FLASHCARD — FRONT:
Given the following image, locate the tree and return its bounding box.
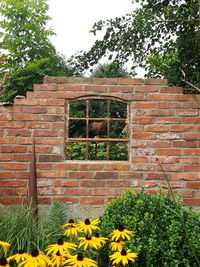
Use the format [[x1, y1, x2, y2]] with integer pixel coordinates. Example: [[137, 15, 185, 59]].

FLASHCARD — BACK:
[[71, 0, 200, 90], [0, 0, 76, 101], [90, 62, 130, 78]]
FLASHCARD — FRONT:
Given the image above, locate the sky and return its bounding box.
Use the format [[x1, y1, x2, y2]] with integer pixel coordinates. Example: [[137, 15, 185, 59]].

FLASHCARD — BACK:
[[47, 0, 134, 60]]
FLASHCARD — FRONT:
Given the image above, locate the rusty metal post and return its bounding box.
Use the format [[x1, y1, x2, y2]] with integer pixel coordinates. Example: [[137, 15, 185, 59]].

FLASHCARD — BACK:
[[28, 139, 38, 219]]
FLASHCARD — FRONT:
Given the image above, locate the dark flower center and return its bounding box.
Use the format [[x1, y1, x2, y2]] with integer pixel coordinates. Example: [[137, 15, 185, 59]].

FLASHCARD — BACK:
[[118, 225, 124, 232], [85, 218, 91, 225], [77, 253, 84, 261], [31, 249, 39, 257], [0, 257, 7, 266], [69, 219, 74, 223], [18, 250, 24, 254], [57, 239, 64, 245], [95, 233, 100, 238], [121, 249, 127, 256], [56, 251, 61, 256], [86, 235, 92, 240]]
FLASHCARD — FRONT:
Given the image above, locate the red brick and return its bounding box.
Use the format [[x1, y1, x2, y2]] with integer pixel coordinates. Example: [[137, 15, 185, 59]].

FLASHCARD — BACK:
[[134, 85, 159, 92], [144, 125, 168, 132], [79, 197, 104, 204], [160, 87, 183, 93], [22, 107, 47, 114], [183, 134, 200, 140], [95, 172, 118, 179], [158, 102, 181, 109], [183, 199, 200, 206], [7, 129, 31, 137], [0, 137, 16, 144], [132, 125, 144, 132], [0, 180, 26, 187], [109, 86, 132, 93], [39, 155, 63, 162], [170, 125, 194, 132], [132, 118, 154, 124], [132, 157, 148, 163], [13, 154, 31, 161], [0, 172, 16, 179], [103, 164, 130, 171], [0, 154, 12, 161], [145, 173, 166, 180], [119, 78, 144, 85], [34, 91, 51, 98], [0, 122, 25, 128], [94, 78, 118, 85], [58, 84, 82, 91], [1, 163, 27, 170], [159, 181, 183, 189], [176, 109, 199, 116], [1, 146, 27, 153], [173, 141, 197, 148], [26, 122, 50, 129], [183, 149, 200, 156], [92, 188, 116, 196], [131, 141, 147, 148], [156, 117, 181, 124], [182, 102, 199, 108], [147, 94, 173, 101], [41, 171, 68, 178], [184, 165, 200, 172], [182, 118, 200, 124], [175, 157, 199, 164], [54, 163, 78, 170], [150, 141, 171, 148], [54, 180, 78, 187], [0, 113, 12, 120], [157, 164, 182, 172], [66, 188, 90, 196], [34, 84, 58, 91], [144, 79, 168, 85], [40, 115, 64, 122], [51, 92, 75, 98], [171, 173, 198, 181], [134, 181, 157, 188], [0, 197, 25, 204], [80, 180, 105, 187], [84, 85, 108, 92], [47, 107, 64, 114], [33, 129, 58, 137], [149, 110, 174, 116], [79, 164, 104, 171], [14, 114, 39, 121], [69, 172, 94, 179], [132, 164, 156, 171], [132, 133, 155, 139], [39, 99, 65, 106], [37, 163, 53, 170], [132, 102, 157, 108], [174, 95, 197, 101], [14, 99, 38, 105], [106, 180, 131, 187]]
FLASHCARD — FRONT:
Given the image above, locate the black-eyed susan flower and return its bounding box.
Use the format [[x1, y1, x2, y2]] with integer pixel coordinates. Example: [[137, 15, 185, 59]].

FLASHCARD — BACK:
[[18, 249, 52, 267], [110, 248, 138, 266], [93, 233, 108, 249], [0, 257, 9, 267], [109, 240, 125, 251], [51, 251, 69, 267], [63, 253, 97, 267], [78, 235, 99, 250], [111, 225, 134, 241], [45, 239, 77, 256], [78, 219, 100, 235], [62, 219, 81, 237], [0, 241, 10, 254], [7, 250, 28, 263]]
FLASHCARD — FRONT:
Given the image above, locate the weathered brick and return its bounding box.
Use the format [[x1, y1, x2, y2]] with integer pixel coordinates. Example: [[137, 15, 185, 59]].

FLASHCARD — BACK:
[[79, 197, 104, 204], [92, 188, 116, 196], [95, 172, 118, 179], [39, 155, 63, 162]]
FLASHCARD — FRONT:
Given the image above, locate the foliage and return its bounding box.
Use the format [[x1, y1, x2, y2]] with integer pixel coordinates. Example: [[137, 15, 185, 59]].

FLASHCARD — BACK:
[[0, 0, 76, 101], [90, 62, 130, 78], [0, 201, 67, 255], [99, 190, 200, 266], [71, 0, 200, 88]]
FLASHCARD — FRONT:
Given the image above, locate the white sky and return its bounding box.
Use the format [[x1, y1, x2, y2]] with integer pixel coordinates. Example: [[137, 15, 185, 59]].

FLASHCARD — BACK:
[[47, 0, 134, 59]]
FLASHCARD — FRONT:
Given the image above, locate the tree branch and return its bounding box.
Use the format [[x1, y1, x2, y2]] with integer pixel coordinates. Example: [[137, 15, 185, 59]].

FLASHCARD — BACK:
[[181, 69, 200, 93]]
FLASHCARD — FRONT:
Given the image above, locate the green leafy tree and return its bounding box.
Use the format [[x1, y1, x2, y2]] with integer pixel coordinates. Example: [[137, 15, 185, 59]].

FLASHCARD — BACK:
[[0, 0, 76, 101], [90, 62, 130, 78], [71, 0, 200, 90]]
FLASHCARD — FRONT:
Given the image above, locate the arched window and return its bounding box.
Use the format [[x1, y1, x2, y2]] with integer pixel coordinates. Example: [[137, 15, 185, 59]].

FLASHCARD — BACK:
[[66, 96, 130, 160]]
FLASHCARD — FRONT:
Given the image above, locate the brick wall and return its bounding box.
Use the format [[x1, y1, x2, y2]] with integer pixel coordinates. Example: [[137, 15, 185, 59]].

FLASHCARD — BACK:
[[0, 77, 200, 215]]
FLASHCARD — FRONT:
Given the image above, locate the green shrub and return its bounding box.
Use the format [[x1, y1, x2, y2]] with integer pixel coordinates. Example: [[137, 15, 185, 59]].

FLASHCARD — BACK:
[[99, 190, 200, 267]]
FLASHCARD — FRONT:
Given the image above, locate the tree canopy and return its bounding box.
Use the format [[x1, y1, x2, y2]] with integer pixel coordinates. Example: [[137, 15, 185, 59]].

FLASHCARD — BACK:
[[71, 0, 200, 90]]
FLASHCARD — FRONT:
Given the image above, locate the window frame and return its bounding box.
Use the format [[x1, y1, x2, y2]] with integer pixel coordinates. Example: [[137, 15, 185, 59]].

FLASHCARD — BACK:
[[65, 96, 130, 161]]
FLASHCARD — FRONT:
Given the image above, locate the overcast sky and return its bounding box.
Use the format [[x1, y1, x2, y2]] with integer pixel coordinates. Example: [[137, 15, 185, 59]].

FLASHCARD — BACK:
[[47, 0, 134, 59]]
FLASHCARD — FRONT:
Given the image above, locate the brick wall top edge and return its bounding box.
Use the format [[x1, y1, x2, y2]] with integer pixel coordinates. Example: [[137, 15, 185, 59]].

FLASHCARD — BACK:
[[43, 76, 168, 86]]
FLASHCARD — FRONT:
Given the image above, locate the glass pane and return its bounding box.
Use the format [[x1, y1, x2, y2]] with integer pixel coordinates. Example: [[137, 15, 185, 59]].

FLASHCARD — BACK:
[[110, 101, 127, 118], [69, 101, 86, 118], [110, 120, 128, 139], [110, 143, 128, 161], [89, 121, 107, 138], [89, 100, 107, 118], [88, 142, 107, 160], [69, 120, 86, 138], [66, 142, 86, 160]]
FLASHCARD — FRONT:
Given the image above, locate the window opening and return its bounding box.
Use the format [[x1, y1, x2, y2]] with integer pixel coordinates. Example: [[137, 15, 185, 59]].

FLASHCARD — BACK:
[[66, 97, 129, 161]]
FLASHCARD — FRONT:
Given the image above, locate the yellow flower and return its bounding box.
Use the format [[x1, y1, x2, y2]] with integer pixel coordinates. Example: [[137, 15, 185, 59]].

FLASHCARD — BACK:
[[109, 240, 125, 251], [0, 257, 10, 267], [50, 251, 69, 267], [62, 219, 81, 237], [111, 225, 134, 241], [18, 249, 52, 267], [78, 219, 100, 235], [78, 235, 99, 250], [110, 248, 138, 266], [45, 239, 77, 256], [93, 233, 108, 249], [7, 250, 28, 263], [63, 253, 97, 267], [0, 241, 10, 254]]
